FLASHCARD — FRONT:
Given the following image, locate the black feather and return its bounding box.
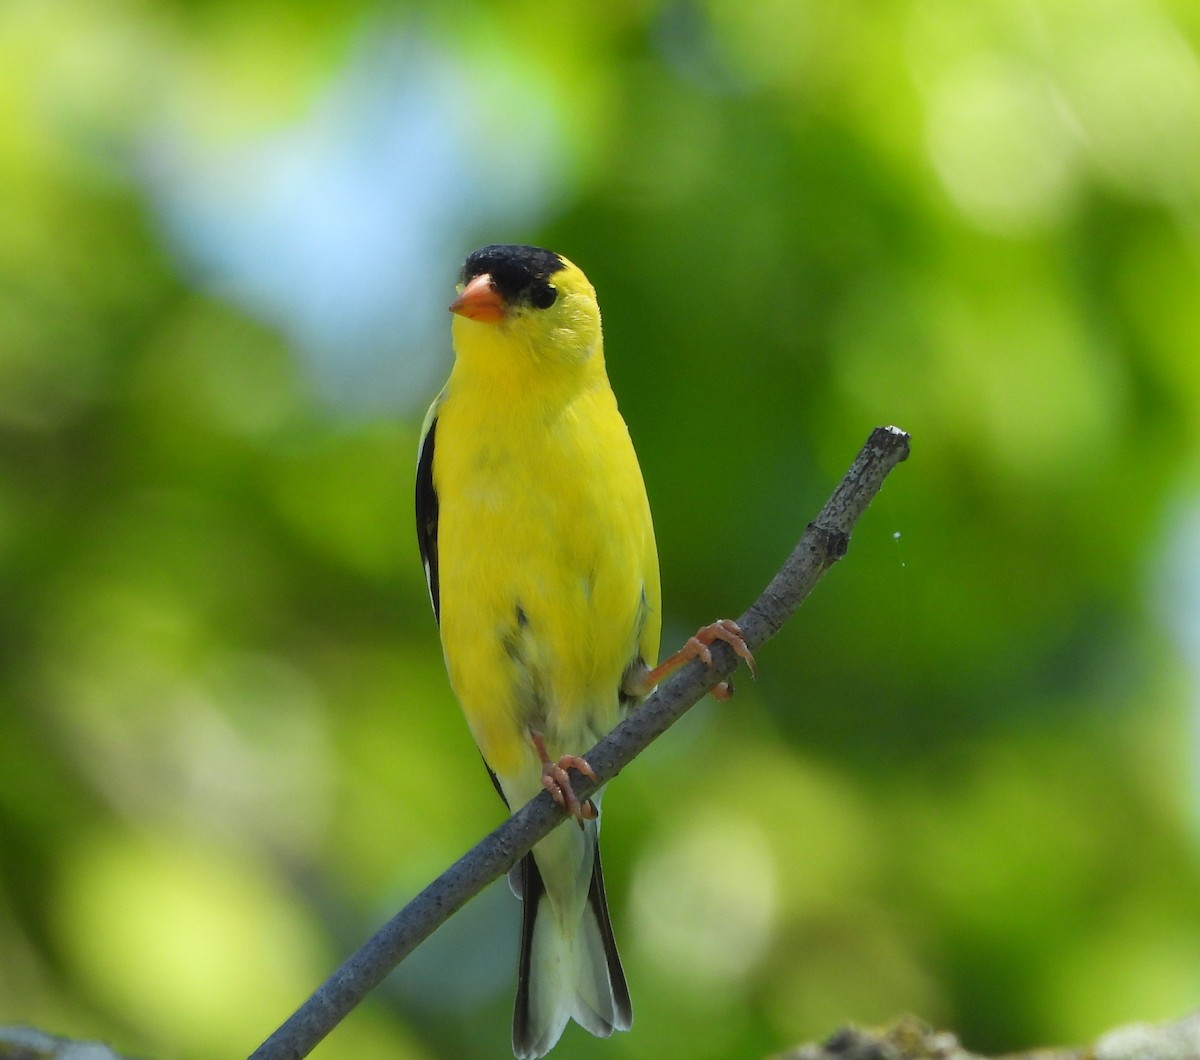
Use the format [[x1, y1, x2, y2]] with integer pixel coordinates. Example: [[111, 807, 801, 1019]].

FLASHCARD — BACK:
[[415, 414, 440, 622], [512, 852, 545, 1054], [585, 841, 633, 1030], [512, 839, 632, 1056]]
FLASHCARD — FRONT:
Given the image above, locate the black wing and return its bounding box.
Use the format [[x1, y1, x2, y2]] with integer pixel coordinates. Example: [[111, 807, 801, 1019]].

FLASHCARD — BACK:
[[415, 410, 441, 623]]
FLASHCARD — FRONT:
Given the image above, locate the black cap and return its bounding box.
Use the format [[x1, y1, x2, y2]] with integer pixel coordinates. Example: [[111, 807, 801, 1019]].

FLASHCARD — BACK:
[[460, 245, 564, 310]]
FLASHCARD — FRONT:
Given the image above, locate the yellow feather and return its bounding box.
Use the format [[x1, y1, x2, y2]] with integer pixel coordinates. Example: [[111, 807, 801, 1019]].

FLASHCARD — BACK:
[[419, 246, 649, 1056], [432, 255, 660, 783]]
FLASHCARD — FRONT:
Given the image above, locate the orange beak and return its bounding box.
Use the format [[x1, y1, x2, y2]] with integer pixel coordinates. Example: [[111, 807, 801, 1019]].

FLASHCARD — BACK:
[[449, 273, 506, 323]]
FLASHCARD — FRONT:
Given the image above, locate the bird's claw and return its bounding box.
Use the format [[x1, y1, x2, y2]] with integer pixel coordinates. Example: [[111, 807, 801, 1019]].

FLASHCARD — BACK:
[[530, 731, 598, 821], [627, 618, 757, 700], [542, 754, 598, 820], [697, 619, 757, 678]]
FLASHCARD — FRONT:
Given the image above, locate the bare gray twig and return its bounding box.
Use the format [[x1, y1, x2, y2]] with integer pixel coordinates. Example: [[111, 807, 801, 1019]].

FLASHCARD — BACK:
[[248, 424, 912, 1060]]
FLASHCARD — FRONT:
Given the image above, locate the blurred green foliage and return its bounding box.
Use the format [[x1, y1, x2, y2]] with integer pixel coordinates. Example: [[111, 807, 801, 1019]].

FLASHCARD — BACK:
[[3, 1, 1200, 1058]]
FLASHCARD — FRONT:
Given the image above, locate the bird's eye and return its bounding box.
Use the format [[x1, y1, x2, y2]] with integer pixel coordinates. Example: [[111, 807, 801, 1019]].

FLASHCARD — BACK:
[[530, 282, 557, 309]]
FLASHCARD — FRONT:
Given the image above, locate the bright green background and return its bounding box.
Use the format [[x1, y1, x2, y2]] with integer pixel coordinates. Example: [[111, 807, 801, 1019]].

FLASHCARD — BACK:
[[3, 1, 1200, 1058]]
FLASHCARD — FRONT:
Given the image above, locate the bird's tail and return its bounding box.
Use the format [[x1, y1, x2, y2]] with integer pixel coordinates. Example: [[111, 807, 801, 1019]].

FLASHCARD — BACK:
[[511, 834, 632, 1059]]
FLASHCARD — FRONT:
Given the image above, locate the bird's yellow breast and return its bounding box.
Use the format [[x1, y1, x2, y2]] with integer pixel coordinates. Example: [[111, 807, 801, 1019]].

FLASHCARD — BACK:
[[433, 366, 660, 781]]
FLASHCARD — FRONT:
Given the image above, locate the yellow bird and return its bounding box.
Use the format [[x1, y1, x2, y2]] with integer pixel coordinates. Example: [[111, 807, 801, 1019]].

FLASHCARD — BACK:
[[415, 245, 753, 1058]]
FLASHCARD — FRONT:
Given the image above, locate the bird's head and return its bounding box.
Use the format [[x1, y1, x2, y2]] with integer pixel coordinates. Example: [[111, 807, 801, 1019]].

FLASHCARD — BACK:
[[449, 245, 603, 377]]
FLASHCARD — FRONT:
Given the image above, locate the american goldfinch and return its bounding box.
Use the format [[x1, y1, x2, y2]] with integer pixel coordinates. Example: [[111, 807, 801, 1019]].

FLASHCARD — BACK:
[[415, 244, 753, 1058]]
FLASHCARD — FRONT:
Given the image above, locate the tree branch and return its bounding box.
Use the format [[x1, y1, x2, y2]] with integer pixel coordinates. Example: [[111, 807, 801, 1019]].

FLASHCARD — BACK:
[[780, 1013, 1200, 1060], [248, 424, 912, 1060]]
